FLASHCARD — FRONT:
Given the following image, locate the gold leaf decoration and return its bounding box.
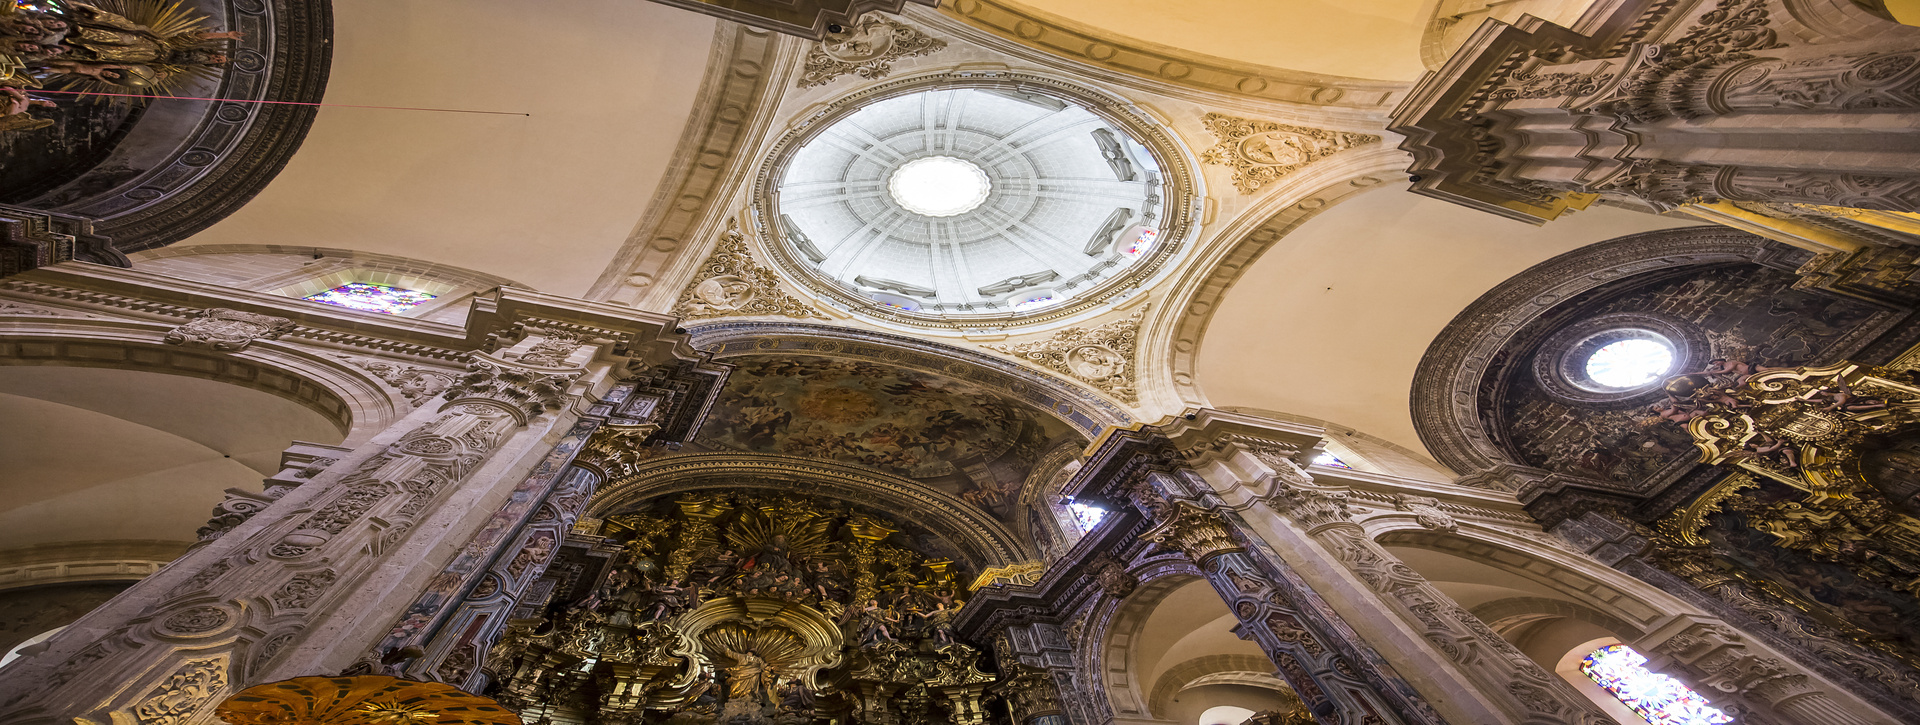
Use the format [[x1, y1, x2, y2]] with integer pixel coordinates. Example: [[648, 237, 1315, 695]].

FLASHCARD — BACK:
[[215, 675, 521, 725], [1199, 113, 1380, 194]]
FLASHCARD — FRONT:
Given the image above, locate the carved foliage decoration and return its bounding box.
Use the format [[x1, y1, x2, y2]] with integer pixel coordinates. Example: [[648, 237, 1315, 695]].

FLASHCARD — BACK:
[[133, 656, 228, 725], [1199, 114, 1379, 194], [800, 15, 946, 88], [984, 309, 1141, 403], [342, 357, 457, 406], [673, 222, 827, 320], [162, 308, 296, 352]]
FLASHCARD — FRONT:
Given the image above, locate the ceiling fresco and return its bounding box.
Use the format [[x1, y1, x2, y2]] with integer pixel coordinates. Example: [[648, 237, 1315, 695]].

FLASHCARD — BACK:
[[698, 355, 1079, 521]]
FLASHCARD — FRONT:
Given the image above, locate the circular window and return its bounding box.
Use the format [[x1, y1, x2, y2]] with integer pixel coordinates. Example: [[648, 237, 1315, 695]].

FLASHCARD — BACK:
[[888, 156, 991, 217], [1584, 338, 1675, 389], [1531, 314, 1702, 406]]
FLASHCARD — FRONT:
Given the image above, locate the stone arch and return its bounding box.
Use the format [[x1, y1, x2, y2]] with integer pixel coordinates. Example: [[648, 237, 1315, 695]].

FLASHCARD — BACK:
[[1372, 525, 1677, 638], [0, 323, 412, 444], [1147, 653, 1289, 717], [1084, 554, 1211, 721], [1468, 596, 1645, 641], [687, 320, 1133, 438], [588, 452, 1031, 569]]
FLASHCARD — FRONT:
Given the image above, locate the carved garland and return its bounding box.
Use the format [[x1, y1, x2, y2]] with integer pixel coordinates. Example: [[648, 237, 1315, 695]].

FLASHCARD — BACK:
[[799, 16, 946, 88]]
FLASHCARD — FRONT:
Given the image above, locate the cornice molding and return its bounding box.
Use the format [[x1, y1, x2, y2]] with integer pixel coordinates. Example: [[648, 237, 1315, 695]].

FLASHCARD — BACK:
[[933, 0, 1408, 110]]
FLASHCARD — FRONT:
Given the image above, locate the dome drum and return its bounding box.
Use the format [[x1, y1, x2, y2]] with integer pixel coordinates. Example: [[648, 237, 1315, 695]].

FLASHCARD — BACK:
[[753, 74, 1199, 329]]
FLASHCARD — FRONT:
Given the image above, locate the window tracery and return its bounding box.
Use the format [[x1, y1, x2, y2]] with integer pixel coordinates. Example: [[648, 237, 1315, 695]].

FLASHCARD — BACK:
[[1579, 644, 1731, 725]]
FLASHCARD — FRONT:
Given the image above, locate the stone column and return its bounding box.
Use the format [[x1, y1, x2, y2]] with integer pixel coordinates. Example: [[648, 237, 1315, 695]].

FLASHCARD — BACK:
[[1122, 472, 1449, 725], [1259, 478, 1614, 725], [992, 622, 1082, 725], [0, 330, 603, 725]]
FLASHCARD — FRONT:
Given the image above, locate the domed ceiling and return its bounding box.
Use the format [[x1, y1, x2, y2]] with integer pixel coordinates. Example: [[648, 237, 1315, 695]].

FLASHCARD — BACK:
[[771, 85, 1175, 323]]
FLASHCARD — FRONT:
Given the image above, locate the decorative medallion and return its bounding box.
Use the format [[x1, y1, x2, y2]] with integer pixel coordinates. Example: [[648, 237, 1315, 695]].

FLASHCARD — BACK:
[[1199, 113, 1379, 194], [984, 309, 1143, 403], [163, 308, 297, 352], [673, 222, 827, 320], [134, 657, 229, 725], [161, 607, 231, 635], [799, 15, 946, 88]]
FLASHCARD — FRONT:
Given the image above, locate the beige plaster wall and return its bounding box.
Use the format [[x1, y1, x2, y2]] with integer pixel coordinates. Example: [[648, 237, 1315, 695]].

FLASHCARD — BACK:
[[1194, 187, 1690, 454], [179, 0, 719, 296], [1010, 0, 1434, 81]]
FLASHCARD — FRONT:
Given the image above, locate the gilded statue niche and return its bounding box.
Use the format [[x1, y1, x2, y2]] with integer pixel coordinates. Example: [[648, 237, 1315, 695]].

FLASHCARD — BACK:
[[487, 491, 998, 725]]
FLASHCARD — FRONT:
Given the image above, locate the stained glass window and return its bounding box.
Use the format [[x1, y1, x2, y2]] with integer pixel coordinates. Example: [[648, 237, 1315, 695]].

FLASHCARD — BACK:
[[1313, 451, 1352, 469], [1011, 294, 1057, 312], [1067, 502, 1108, 532], [1580, 644, 1731, 725], [1121, 228, 1157, 259], [302, 282, 436, 314]]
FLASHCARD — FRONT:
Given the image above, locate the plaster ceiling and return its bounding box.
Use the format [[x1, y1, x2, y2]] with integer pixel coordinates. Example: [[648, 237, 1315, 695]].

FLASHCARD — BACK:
[[1132, 578, 1265, 694], [777, 87, 1164, 316], [1007, 0, 1434, 81], [175, 0, 719, 296], [1194, 187, 1691, 456], [0, 367, 344, 549]]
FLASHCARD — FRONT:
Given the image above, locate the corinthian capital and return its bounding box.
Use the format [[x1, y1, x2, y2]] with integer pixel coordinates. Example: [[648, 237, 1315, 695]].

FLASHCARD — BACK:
[[1142, 501, 1245, 565], [441, 358, 581, 421], [1265, 483, 1355, 533]]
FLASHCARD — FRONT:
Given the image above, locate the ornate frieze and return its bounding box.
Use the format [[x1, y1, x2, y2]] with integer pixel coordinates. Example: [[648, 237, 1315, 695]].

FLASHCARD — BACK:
[[672, 223, 827, 321], [441, 359, 582, 421], [799, 15, 945, 87], [341, 357, 458, 406], [1392, 495, 1458, 533], [1199, 113, 1379, 194], [983, 308, 1142, 403], [162, 308, 296, 352]]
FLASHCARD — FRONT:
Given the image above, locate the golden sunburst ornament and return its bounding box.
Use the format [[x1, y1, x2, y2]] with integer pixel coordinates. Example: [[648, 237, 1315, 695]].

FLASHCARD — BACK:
[[216, 675, 520, 725]]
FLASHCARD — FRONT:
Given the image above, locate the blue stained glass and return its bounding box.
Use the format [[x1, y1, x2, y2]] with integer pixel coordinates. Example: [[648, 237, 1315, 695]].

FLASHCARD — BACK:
[[1313, 452, 1352, 469], [1067, 502, 1108, 532], [303, 282, 436, 314], [1581, 644, 1732, 725]]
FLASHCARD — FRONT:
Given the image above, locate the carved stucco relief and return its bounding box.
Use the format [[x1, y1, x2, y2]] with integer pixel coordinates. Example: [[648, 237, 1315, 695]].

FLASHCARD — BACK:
[[800, 15, 946, 87], [1199, 113, 1380, 194], [984, 308, 1142, 403], [672, 222, 828, 321]]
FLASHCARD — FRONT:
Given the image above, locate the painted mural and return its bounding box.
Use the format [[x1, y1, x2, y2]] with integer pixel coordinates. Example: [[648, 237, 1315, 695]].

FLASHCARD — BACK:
[[1487, 264, 1886, 483], [700, 355, 1070, 520]]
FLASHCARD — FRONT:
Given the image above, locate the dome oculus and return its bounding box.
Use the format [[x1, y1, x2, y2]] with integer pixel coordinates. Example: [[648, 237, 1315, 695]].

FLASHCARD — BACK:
[[769, 84, 1182, 324], [889, 156, 991, 217]]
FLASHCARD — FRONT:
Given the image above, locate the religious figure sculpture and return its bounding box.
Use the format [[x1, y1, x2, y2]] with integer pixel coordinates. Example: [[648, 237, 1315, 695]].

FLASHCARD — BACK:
[[0, 0, 244, 134], [722, 648, 782, 706]]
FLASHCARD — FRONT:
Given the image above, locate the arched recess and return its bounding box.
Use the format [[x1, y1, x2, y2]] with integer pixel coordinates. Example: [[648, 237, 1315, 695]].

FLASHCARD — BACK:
[[0, 322, 414, 444], [687, 321, 1134, 438], [1408, 226, 1787, 477], [1372, 525, 1680, 647], [588, 453, 1032, 569]]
